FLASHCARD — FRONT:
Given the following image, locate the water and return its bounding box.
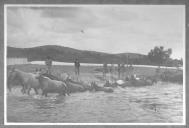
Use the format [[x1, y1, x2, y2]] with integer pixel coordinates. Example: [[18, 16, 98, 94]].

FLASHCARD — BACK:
[[7, 82, 183, 123]]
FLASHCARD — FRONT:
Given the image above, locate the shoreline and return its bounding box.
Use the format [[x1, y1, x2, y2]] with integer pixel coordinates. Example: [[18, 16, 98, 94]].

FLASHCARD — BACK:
[[8, 62, 183, 70]]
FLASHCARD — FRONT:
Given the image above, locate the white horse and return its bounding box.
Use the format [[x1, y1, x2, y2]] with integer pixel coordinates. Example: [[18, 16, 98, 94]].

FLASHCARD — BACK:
[[8, 68, 40, 95]]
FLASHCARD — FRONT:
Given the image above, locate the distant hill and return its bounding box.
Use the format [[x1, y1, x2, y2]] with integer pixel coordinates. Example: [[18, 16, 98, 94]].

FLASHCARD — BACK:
[[7, 45, 151, 64]]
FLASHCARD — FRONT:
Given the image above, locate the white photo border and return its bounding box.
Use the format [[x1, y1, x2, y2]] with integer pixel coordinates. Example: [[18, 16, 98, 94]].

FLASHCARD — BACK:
[[4, 4, 186, 126]]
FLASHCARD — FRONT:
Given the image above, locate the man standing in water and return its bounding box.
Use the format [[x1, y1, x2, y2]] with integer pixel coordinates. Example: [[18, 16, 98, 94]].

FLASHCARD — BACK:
[[74, 58, 80, 77], [109, 63, 115, 82], [45, 56, 52, 75], [117, 63, 121, 79], [121, 63, 125, 79], [103, 63, 108, 79]]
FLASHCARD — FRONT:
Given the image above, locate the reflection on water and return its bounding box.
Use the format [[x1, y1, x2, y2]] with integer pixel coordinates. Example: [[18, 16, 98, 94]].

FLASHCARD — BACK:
[[7, 82, 183, 123]]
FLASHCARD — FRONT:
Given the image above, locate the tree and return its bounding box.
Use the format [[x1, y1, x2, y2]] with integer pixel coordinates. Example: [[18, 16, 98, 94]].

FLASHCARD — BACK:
[[148, 46, 172, 66]]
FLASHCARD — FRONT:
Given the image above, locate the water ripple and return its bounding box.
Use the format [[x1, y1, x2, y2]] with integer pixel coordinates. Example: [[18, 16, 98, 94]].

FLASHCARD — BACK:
[[7, 83, 183, 123]]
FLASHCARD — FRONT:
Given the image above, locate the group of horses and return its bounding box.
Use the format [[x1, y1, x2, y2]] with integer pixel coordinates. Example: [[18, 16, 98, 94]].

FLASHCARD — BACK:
[[7, 66, 157, 97], [7, 68, 69, 96], [7, 67, 116, 97]]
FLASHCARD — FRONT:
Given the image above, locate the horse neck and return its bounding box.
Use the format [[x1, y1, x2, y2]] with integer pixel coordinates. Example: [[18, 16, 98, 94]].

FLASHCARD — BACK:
[[38, 76, 49, 83], [36, 76, 46, 88], [16, 70, 32, 82], [15, 70, 26, 79]]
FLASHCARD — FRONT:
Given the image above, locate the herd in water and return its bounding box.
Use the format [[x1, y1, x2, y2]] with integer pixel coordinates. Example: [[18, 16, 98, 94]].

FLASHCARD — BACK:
[[7, 67, 158, 97]]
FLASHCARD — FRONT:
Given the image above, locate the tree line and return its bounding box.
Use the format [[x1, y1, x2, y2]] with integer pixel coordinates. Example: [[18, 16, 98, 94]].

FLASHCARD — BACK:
[[147, 46, 182, 67], [126, 46, 183, 67]]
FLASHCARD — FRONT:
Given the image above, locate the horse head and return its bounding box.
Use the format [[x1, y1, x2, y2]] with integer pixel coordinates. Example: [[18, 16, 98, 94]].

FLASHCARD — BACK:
[[35, 70, 43, 80]]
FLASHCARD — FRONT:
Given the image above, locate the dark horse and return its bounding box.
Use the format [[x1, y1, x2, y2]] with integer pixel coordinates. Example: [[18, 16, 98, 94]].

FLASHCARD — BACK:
[[91, 82, 114, 93]]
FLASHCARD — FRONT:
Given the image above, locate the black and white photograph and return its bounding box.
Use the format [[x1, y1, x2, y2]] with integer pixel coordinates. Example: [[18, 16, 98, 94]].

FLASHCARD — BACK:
[[4, 4, 185, 125]]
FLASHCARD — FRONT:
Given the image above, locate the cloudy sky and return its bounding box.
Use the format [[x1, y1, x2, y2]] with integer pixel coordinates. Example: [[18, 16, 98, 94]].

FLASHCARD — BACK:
[[6, 5, 184, 59]]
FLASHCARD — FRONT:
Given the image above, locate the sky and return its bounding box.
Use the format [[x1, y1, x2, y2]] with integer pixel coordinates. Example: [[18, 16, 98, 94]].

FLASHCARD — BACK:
[[6, 5, 185, 59]]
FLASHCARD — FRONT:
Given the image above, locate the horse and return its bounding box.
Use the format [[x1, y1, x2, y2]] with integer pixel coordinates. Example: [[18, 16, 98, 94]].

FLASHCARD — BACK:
[[39, 72, 85, 93], [7, 68, 40, 95], [41, 72, 60, 81], [35, 73, 70, 97], [65, 80, 87, 93], [91, 82, 114, 93], [103, 80, 118, 88], [7, 69, 21, 91]]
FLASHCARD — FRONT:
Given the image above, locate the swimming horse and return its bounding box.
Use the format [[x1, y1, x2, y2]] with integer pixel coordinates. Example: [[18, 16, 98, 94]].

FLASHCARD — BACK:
[[7, 67, 40, 95], [91, 82, 114, 93]]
